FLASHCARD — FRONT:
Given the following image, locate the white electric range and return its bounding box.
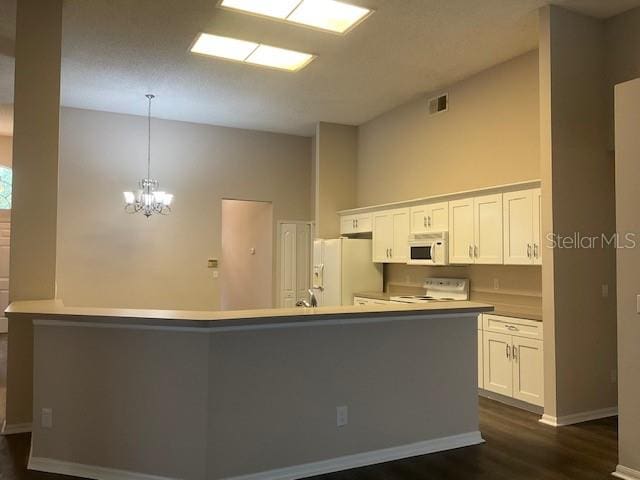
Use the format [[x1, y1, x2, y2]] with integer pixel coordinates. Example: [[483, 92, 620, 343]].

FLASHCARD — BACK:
[[390, 278, 469, 304]]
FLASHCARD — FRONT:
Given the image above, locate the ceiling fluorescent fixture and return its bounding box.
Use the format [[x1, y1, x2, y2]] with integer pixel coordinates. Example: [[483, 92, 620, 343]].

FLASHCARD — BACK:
[[219, 0, 301, 19], [191, 33, 314, 71], [219, 0, 373, 34], [288, 0, 372, 33]]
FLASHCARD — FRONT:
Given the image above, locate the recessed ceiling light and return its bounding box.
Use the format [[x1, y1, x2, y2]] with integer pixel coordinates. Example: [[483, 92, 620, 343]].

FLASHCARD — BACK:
[[246, 45, 315, 71], [288, 0, 372, 33], [190, 33, 315, 72], [219, 0, 301, 19], [219, 0, 373, 34]]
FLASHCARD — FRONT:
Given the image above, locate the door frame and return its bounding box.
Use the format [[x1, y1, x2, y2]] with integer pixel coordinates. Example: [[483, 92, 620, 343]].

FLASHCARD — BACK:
[[276, 220, 314, 308]]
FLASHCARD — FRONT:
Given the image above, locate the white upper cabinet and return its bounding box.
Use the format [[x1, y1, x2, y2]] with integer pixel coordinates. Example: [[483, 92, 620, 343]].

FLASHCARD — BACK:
[[503, 188, 542, 265], [532, 188, 542, 265], [340, 213, 372, 235], [372, 208, 409, 263], [474, 194, 503, 264], [410, 201, 449, 234], [449, 194, 503, 264], [449, 198, 475, 263]]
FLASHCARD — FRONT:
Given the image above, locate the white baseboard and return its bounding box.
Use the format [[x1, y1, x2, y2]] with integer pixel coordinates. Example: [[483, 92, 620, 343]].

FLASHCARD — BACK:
[[226, 431, 484, 480], [539, 407, 618, 427], [28, 457, 178, 480], [613, 465, 640, 479], [1, 420, 32, 435], [29, 431, 484, 480]]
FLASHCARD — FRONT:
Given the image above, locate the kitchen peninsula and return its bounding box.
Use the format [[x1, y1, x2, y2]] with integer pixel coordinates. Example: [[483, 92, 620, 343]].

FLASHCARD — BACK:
[[9, 300, 492, 480]]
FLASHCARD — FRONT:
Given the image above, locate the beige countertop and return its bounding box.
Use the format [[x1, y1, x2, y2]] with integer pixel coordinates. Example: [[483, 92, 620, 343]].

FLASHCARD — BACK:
[[7, 299, 494, 329], [352, 292, 542, 322]]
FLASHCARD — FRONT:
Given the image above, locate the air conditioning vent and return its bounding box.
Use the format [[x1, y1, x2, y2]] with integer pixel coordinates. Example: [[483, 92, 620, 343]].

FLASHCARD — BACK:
[[428, 94, 448, 115]]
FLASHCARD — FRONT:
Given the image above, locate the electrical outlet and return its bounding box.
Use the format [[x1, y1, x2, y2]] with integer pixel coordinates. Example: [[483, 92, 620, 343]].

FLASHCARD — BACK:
[[41, 408, 53, 429], [212, 270, 219, 279], [611, 369, 618, 384], [602, 284, 609, 298], [336, 405, 348, 427], [493, 278, 500, 290]]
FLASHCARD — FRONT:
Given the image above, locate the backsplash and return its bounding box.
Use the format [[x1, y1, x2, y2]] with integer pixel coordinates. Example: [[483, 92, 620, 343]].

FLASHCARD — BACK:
[[384, 263, 542, 315]]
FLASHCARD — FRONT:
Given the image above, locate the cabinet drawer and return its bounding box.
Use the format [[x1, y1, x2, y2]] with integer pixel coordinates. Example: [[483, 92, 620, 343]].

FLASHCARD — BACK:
[[483, 314, 543, 340]]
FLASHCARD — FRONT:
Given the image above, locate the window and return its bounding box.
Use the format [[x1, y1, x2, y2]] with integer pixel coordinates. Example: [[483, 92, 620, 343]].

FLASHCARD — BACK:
[[0, 166, 12, 209]]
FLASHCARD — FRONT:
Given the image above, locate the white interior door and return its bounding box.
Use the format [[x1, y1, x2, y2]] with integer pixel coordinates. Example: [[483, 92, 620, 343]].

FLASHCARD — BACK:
[[512, 337, 544, 407], [279, 223, 297, 308], [295, 223, 311, 302], [483, 331, 513, 397], [503, 190, 533, 265], [474, 194, 503, 264], [0, 222, 10, 333], [449, 198, 474, 264]]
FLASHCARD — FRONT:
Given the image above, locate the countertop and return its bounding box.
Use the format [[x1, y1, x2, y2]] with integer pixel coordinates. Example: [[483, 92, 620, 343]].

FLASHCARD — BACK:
[[7, 299, 494, 329], [353, 292, 542, 322]]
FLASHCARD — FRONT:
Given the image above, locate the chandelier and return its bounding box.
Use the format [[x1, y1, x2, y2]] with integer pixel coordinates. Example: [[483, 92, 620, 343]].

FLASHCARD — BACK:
[[123, 94, 173, 217]]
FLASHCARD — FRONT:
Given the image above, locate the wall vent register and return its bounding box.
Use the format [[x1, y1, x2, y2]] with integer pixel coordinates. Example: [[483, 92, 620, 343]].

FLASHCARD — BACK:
[[428, 94, 449, 114]]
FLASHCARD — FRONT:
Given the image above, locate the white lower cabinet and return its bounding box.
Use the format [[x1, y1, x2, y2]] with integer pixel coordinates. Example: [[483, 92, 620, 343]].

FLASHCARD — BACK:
[[480, 314, 544, 408]]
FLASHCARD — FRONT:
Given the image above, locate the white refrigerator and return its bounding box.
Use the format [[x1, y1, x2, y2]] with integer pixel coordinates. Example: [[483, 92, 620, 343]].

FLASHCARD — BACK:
[[312, 238, 383, 307]]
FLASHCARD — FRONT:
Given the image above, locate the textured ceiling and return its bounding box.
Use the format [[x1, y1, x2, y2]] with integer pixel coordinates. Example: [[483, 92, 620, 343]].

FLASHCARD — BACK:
[[0, 0, 640, 136]]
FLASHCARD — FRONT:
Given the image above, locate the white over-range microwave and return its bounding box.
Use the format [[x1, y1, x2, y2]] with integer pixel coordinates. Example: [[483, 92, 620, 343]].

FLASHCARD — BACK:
[[407, 232, 449, 265]]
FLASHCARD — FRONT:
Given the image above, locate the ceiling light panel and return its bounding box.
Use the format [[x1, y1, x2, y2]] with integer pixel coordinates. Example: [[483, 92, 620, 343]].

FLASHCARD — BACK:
[[219, 0, 373, 34], [288, 0, 372, 33], [219, 0, 301, 19], [191, 33, 315, 71], [246, 45, 314, 71], [190, 33, 258, 61]]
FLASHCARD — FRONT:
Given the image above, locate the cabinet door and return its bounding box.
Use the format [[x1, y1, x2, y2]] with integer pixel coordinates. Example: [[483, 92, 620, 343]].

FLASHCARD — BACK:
[[356, 214, 371, 233], [340, 215, 356, 235], [449, 198, 475, 264], [478, 326, 484, 389], [503, 190, 534, 265], [512, 337, 544, 407], [483, 331, 513, 397], [474, 194, 503, 264], [391, 208, 410, 263], [428, 201, 449, 232], [372, 212, 393, 263], [410, 205, 428, 234], [532, 188, 542, 265]]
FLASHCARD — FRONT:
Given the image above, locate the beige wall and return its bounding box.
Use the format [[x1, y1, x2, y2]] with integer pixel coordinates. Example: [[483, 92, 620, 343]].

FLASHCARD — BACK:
[[314, 122, 357, 238], [605, 7, 640, 150], [357, 51, 542, 305], [539, 6, 617, 419], [0, 135, 11, 167], [614, 77, 640, 476], [5, 0, 62, 431], [220, 199, 273, 310], [56, 107, 311, 311], [357, 50, 540, 207]]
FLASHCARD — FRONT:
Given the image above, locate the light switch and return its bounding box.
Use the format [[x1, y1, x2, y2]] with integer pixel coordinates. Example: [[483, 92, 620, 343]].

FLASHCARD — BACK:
[[637, 295, 640, 314], [602, 284, 609, 298]]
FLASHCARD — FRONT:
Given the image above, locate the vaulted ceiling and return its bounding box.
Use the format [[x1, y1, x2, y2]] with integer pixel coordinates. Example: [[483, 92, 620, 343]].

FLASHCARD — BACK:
[[1, 0, 640, 136]]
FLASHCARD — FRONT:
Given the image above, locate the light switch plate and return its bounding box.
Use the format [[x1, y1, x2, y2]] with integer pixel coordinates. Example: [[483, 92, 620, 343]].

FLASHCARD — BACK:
[[602, 284, 609, 298], [637, 295, 640, 314], [41, 408, 53, 429]]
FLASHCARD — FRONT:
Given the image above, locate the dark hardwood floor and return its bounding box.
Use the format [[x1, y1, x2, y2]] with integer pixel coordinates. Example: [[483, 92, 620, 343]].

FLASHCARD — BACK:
[[0, 397, 617, 480]]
